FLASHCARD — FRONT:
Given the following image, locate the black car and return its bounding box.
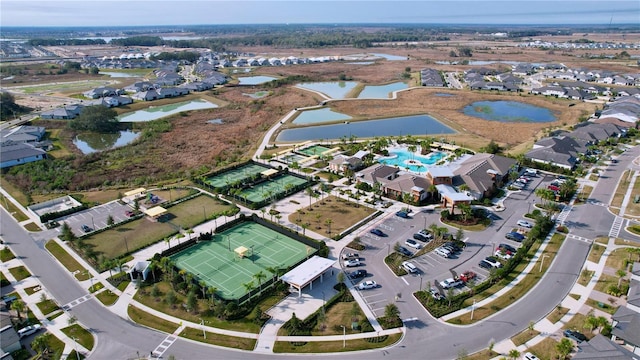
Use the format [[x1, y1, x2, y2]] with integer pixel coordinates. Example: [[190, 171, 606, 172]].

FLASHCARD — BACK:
[[478, 259, 493, 269], [563, 329, 587, 343], [498, 243, 517, 254], [397, 246, 413, 257], [370, 228, 386, 237], [413, 233, 431, 242], [349, 269, 368, 279], [444, 241, 463, 252], [81, 224, 93, 233], [505, 232, 525, 242]]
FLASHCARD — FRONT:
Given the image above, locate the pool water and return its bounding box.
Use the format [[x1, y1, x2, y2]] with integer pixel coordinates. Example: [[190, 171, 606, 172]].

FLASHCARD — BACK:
[[378, 149, 447, 172]]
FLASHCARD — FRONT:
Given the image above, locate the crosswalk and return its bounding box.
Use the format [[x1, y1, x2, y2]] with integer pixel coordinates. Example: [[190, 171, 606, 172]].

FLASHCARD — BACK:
[[566, 233, 592, 243], [61, 294, 93, 311], [555, 205, 572, 225], [609, 216, 624, 238], [151, 333, 180, 358]]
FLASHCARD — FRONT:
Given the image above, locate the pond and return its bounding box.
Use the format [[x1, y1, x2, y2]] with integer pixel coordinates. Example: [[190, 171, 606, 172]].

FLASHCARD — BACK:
[[276, 114, 454, 142], [371, 53, 407, 61], [73, 130, 140, 154], [357, 82, 407, 99], [237, 76, 277, 85], [296, 81, 359, 99], [117, 99, 218, 122], [463, 101, 557, 123], [291, 108, 351, 125], [99, 71, 141, 78]]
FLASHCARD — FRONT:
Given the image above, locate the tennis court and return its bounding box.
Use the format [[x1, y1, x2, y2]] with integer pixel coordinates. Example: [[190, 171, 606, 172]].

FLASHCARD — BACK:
[[296, 145, 333, 156], [204, 163, 271, 189], [170, 221, 314, 300], [239, 174, 308, 203]]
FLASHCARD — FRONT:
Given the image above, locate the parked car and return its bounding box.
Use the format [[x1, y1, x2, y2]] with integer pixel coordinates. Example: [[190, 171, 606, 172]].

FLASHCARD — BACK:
[[18, 324, 42, 338], [429, 288, 443, 300], [401, 261, 418, 273], [349, 269, 368, 279], [498, 243, 517, 254], [413, 233, 432, 242], [395, 211, 410, 219], [358, 280, 378, 290], [369, 228, 386, 237], [563, 329, 587, 343], [125, 210, 135, 217], [611, 159, 618, 164], [524, 168, 538, 176], [484, 256, 503, 268], [397, 246, 413, 257], [341, 252, 360, 260], [459, 271, 476, 283], [344, 259, 362, 267], [81, 224, 92, 233], [517, 220, 533, 228], [435, 247, 451, 258], [505, 232, 525, 242], [478, 259, 493, 269], [440, 278, 463, 289], [444, 241, 463, 252], [548, 184, 560, 192], [495, 249, 513, 260], [405, 239, 423, 250], [418, 229, 433, 238], [524, 352, 540, 360]]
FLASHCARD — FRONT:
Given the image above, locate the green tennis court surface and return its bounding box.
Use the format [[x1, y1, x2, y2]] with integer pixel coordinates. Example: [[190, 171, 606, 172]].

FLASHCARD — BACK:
[[239, 174, 307, 203], [204, 163, 270, 189], [170, 221, 314, 300], [296, 145, 332, 156]]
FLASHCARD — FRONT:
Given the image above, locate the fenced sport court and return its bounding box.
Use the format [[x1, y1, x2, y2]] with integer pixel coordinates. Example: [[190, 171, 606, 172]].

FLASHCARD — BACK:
[[204, 163, 270, 189], [239, 174, 307, 203], [170, 222, 314, 300]]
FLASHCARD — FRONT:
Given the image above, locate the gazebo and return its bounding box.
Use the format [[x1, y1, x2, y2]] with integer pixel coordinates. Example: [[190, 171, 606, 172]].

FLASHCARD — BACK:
[[143, 206, 167, 220], [234, 245, 251, 259]]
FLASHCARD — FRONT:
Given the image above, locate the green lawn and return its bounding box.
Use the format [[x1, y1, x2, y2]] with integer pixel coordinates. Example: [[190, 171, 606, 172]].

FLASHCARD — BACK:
[[61, 324, 95, 350], [45, 240, 87, 274], [273, 333, 402, 353], [127, 305, 180, 334], [1, 247, 16, 262], [95, 289, 119, 306], [179, 327, 256, 350], [8, 266, 31, 281]]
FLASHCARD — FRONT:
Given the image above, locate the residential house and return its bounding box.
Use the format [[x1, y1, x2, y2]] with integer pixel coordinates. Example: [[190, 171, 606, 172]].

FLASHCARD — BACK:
[[0, 125, 45, 144], [132, 90, 159, 101], [328, 154, 363, 174], [421, 68, 445, 87], [0, 141, 47, 169], [452, 153, 516, 199], [574, 334, 637, 359], [611, 306, 640, 355], [435, 184, 473, 212], [356, 164, 400, 188], [531, 86, 567, 97], [180, 82, 214, 92], [0, 312, 20, 356], [83, 86, 120, 99], [426, 167, 454, 186], [525, 136, 588, 170], [569, 123, 624, 144], [40, 104, 84, 120], [124, 81, 157, 93]]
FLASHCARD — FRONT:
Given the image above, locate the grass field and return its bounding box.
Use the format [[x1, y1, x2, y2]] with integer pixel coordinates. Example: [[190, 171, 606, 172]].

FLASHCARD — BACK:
[[179, 327, 257, 350], [204, 163, 271, 189], [170, 221, 312, 300], [273, 333, 402, 353], [610, 170, 631, 209], [625, 176, 640, 216], [0, 193, 29, 221], [11, 79, 114, 94], [83, 194, 234, 259], [289, 195, 375, 236]]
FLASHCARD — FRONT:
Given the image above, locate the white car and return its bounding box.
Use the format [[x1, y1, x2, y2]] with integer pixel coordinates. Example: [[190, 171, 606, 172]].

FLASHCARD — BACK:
[[435, 247, 451, 258], [495, 249, 513, 260], [344, 259, 361, 267], [405, 239, 423, 249], [358, 280, 378, 290], [439, 278, 463, 289], [524, 352, 540, 360], [401, 261, 417, 273], [517, 220, 533, 228], [484, 256, 503, 268], [18, 324, 42, 338]]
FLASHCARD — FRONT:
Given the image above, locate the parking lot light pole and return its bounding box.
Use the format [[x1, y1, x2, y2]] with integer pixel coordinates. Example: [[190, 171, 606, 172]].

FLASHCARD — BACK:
[[419, 274, 423, 292], [471, 299, 476, 320], [201, 319, 206, 339], [72, 337, 80, 360], [387, 243, 390, 256], [341, 325, 346, 348]]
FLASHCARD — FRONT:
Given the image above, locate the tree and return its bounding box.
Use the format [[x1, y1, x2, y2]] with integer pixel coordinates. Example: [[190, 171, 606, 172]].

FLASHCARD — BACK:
[[508, 349, 520, 360], [384, 303, 400, 319], [243, 281, 255, 301], [325, 219, 333, 234], [32, 333, 51, 355], [68, 105, 119, 133], [165, 290, 177, 307], [60, 222, 77, 242], [207, 286, 217, 305], [10, 299, 25, 320], [336, 271, 345, 285], [0, 91, 27, 120], [458, 47, 473, 57], [186, 290, 198, 313], [556, 338, 573, 359], [254, 271, 267, 294], [106, 215, 114, 226], [481, 140, 502, 154], [616, 269, 626, 287]]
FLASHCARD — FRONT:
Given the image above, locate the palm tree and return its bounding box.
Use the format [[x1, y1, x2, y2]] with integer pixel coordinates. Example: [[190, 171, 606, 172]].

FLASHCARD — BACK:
[[556, 338, 573, 359], [199, 280, 208, 299], [32, 333, 51, 356], [10, 299, 25, 320], [617, 269, 627, 287], [384, 303, 400, 320], [243, 281, 255, 301], [508, 349, 520, 360], [254, 271, 267, 294], [207, 286, 218, 305], [148, 259, 159, 282], [324, 219, 333, 234]]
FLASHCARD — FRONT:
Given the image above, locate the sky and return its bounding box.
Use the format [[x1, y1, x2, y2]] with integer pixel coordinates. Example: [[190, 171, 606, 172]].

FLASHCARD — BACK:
[[1, 0, 639, 27]]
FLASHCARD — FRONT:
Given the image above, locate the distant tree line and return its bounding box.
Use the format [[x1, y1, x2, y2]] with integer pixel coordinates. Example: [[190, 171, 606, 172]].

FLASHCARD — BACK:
[[27, 38, 107, 46], [151, 51, 200, 63]]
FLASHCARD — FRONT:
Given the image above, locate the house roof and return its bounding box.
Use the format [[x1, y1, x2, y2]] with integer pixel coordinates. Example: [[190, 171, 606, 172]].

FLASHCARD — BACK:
[[0, 142, 46, 163], [280, 256, 335, 288], [626, 280, 640, 308], [574, 334, 637, 360], [0, 125, 45, 144], [357, 164, 399, 185], [452, 153, 516, 194], [612, 306, 640, 347], [428, 167, 454, 178], [384, 174, 431, 194], [436, 184, 474, 201]]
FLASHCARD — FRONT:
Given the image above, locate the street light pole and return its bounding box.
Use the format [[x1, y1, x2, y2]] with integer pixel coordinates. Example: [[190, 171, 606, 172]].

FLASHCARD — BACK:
[[341, 325, 346, 348], [471, 299, 476, 320], [72, 337, 80, 360], [201, 319, 206, 339], [419, 274, 423, 292], [387, 243, 390, 256]]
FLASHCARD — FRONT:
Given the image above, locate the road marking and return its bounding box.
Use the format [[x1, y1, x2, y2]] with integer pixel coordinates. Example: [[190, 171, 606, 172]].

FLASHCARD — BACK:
[[402, 317, 418, 323], [609, 216, 623, 238], [567, 233, 592, 243], [152, 334, 178, 358], [61, 294, 92, 311], [401, 277, 409, 285]]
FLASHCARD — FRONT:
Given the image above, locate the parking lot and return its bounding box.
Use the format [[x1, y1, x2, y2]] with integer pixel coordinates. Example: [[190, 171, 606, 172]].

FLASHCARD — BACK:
[[56, 200, 133, 236]]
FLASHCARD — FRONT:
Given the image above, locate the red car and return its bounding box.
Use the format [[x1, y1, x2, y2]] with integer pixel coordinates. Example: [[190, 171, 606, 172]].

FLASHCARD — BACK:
[[125, 210, 135, 217], [459, 271, 476, 283], [547, 184, 560, 192]]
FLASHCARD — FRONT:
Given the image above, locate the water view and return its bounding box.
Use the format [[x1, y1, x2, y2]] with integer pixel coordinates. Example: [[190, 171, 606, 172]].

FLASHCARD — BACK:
[[118, 99, 218, 122], [73, 130, 140, 154], [296, 81, 358, 99], [292, 108, 351, 125], [371, 53, 407, 61], [237, 76, 277, 85], [463, 101, 557, 123], [357, 82, 407, 99], [99, 71, 141, 78], [276, 114, 454, 142], [379, 149, 447, 172]]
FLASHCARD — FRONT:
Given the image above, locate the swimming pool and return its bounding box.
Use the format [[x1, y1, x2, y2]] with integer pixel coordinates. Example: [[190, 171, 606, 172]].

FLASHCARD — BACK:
[[378, 149, 447, 172]]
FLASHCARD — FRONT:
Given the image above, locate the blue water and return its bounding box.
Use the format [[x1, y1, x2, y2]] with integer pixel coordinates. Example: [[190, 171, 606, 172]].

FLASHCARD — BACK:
[[357, 82, 407, 99], [238, 76, 277, 85], [118, 99, 218, 122], [276, 114, 454, 142], [73, 130, 140, 154], [371, 53, 407, 61], [379, 150, 447, 172], [463, 101, 557, 123], [292, 108, 351, 125], [296, 82, 358, 99], [435, 93, 455, 97]]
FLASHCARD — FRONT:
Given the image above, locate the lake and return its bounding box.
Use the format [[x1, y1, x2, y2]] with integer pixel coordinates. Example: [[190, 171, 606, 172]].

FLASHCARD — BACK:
[[296, 81, 359, 99], [292, 108, 351, 125], [99, 71, 141, 78], [463, 101, 557, 122], [237, 76, 277, 85], [371, 53, 407, 61], [358, 82, 407, 99], [73, 130, 140, 154], [117, 99, 218, 122], [276, 114, 454, 142]]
